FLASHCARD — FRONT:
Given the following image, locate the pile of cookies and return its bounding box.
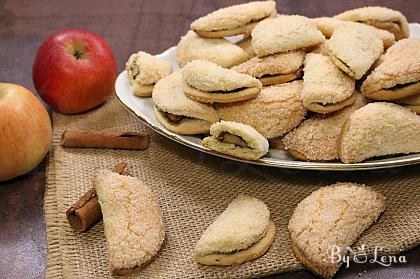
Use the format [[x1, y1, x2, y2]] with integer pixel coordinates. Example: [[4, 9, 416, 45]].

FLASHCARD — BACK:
[[125, 1, 420, 163]]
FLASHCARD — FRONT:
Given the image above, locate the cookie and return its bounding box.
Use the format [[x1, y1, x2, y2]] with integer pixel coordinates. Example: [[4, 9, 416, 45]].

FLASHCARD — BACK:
[[216, 81, 307, 139], [93, 170, 165, 276], [335, 6, 409, 40], [395, 94, 420, 114], [232, 51, 305, 86], [195, 194, 275, 265], [289, 183, 385, 279], [283, 95, 367, 161], [202, 121, 269, 160], [361, 39, 420, 101], [302, 53, 356, 114], [338, 102, 420, 163], [126, 51, 172, 97], [182, 60, 262, 104], [251, 15, 325, 57], [326, 25, 383, 80], [175, 30, 248, 68], [191, 1, 276, 38], [311, 17, 395, 48], [152, 71, 219, 135]]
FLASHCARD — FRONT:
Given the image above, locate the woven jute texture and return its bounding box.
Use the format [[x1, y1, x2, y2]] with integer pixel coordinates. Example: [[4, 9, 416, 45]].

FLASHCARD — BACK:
[[45, 96, 420, 279]]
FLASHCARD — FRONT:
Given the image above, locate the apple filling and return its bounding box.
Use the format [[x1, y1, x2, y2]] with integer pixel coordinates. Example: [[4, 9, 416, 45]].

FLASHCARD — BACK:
[[157, 107, 188, 123], [216, 132, 249, 148], [386, 81, 418, 90]]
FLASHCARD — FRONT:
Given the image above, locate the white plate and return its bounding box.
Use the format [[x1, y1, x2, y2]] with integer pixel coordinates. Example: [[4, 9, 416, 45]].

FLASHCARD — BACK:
[[115, 23, 420, 171]]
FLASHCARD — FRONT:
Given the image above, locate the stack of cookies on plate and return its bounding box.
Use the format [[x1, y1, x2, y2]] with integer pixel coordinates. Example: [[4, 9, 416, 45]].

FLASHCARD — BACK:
[[125, 1, 420, 163]]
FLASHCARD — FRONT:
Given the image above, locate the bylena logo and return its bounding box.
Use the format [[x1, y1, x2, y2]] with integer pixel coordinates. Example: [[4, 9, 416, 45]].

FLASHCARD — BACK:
[[328, 244, 407, 268]]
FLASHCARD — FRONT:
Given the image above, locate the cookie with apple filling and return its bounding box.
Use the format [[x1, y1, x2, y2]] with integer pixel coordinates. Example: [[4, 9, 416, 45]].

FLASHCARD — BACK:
[[302, 53, 356, 114], [152, 71, 219, 135], [191, 1, 276, 38], [126, 51, 171, 97], [182, 60, 262, 104], [195, 194, 275, 265], [232, 51, 305, 86], [334, 6, 409, 40], [202, 121, 269, 160], [326, 25, 383, 80], [361, 39, 420, 101]]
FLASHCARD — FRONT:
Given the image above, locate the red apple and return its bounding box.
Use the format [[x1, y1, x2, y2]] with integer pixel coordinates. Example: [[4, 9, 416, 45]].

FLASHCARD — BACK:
[[0, 83, 52, 182], [32, 29, 117, 114]]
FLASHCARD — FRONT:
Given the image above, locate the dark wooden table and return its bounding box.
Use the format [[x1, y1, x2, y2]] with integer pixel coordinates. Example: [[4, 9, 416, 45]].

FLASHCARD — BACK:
[[0, 1, 419, 278]]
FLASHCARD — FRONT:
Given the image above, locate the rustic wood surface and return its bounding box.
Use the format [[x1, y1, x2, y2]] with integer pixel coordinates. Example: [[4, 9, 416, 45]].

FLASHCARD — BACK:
[[0, 0, 419, 278]]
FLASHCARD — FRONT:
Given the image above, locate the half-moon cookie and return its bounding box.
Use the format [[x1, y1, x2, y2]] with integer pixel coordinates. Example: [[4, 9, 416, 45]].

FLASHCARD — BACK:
[[302, 53, 356, 114], [236, 36, 256, 59], [326, 25, 383, 80], [126, 51, 172, 97], [335, 6, 409, 40], [182, 60, 262, 104], [361, 39, 420, 101], [175, 30, 248, 68], [202, 121, 269, 160], [216, 81, 307, 139], [289, 183, 385, 279], [191, 0, 276, 38], [152, 71, 219, 135], [251, 15, 325, 57], [195, 194, 275, 265], [232, 51, 305, 86], [283, 94, 367, 161], [311, 17, 395, 48], [93, 170, 165, 276], [338, 102, 420, 163]]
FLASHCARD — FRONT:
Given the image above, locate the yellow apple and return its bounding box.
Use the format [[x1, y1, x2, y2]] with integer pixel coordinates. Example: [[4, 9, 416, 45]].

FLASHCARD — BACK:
[[0, 83, 52, 181]]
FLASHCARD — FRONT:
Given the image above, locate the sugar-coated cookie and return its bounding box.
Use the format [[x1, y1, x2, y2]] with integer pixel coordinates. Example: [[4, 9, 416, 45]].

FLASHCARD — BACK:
[[202, 121, 269, 160], [182, 60, 262, 103], [335, 6, 409, 40], [126, 51, 171, 97], [175, 31, 248, 68], [289, 183, 385, 279], [152, 71, 219, 135], [251, 15, 325, 57], [338, 102, 420, 163], [361, 39, 420, 100], [191, 1, 276, 38], [195, 194, 275, 265]]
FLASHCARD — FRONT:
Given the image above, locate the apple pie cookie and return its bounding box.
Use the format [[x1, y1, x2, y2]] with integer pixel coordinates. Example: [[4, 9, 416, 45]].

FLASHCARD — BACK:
[[175, 31, 248, 68], [191, 0, 276, 38], [236, 36, 256, 59], [326, 25, 383, 80], [195, 194, 275, 265], [361, 39, 420, 100], [251, 15, 325, 57], [216, 81, 307, 139], [182, 60, 262, 103], [126, 51, 171, 97], [302, 53, 356, 114], [202, 121, 269, 160], [289, 183, 385, 279], [395, 94, 420, 114], [93, 170, 165, 276], [311, 17, 395, 48], [232, 51, 305, 86], [338, 102, 420, 163], [335, 6, 409, 40], [152, 71, 219, 135]]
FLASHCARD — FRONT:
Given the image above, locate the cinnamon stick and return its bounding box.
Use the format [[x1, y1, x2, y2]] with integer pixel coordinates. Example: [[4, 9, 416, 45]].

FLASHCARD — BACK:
[[66, 162, 130, 232], [61, 130, 150, 150]]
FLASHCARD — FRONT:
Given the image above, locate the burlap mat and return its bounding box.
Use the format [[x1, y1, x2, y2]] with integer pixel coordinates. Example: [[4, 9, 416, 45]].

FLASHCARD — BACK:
[[45, 96, 420, 279]]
